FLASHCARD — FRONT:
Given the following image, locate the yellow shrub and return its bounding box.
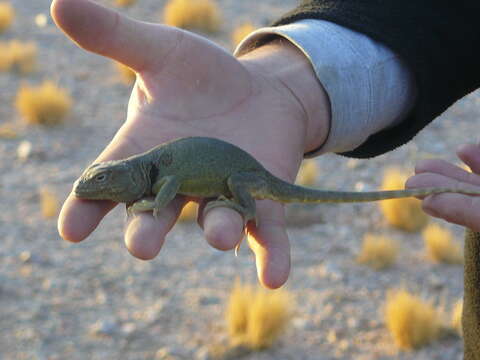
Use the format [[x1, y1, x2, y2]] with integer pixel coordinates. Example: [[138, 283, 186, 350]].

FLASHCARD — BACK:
[[113, 61, 136, 85], [16, 81, 72, 126], [385, 289, 441, 350], [227, 279, 254, 341], [451, 300, 463, 336], [163, 0, 221, 33], [0, 41, 12, 70], [9, 40, 37, 74], [422, 223, 463, 264], [296, 160, 319, 187], [0, 2, 14, 33], [39, 187, 60, 218], [0, 40, 37, 74], [231, 22, 256, 47], [178, 201, 198, 222], [356, 233, 398, 270], [379, 167, 429, 232], [226, 279, 293, 349], [114, 0, 137, 7], [245, 288, 293, 349]]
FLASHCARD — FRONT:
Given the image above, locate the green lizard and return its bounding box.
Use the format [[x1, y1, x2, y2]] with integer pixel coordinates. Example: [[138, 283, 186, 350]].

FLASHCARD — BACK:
[[74, 136, 480, 222], [74, 136, 480, 359]]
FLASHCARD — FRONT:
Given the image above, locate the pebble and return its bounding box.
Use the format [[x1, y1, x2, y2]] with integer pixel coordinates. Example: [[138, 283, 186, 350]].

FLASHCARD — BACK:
[[17, 141, 32, 162], [89, 320, 118, 337]]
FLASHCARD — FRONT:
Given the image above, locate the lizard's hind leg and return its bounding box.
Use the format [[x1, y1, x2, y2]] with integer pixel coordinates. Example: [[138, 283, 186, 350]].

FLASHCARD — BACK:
[[204, 172, 266, 227]]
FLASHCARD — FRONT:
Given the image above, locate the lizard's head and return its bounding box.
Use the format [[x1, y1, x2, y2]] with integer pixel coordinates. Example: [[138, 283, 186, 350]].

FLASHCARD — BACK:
[[73, 161, 147, 203]]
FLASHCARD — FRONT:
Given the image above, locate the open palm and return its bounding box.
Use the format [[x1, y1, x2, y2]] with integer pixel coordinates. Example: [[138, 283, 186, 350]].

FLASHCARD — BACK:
[[53, 0, 328, 288]]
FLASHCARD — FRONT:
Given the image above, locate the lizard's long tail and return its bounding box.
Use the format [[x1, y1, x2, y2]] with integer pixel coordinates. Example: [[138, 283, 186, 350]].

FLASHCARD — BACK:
[[262, 173, 480, 203]]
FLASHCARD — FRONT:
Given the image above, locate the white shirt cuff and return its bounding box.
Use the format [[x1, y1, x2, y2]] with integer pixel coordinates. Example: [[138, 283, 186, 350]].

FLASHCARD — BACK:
[[234, 19, 416, 156]]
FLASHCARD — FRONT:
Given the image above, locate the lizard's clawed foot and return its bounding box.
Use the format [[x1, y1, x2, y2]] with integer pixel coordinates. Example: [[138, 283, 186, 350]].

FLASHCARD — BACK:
[[127, 197, 156, 217], [204, 197, 258, 227]]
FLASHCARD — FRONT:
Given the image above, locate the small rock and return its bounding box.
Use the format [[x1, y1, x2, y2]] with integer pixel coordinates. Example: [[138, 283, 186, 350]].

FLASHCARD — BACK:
[[429, 275, 445, 291], [121, 322, 136, 336], [89, 320, 118, 337], [17, 141, 32, 161], [317, 262, 343, 281], [199, 295, 220, 306], [35, 13, 48, 27], [195, 346, 210, 360], [155, 345, 189, 359], [18, 250, 32, 263]]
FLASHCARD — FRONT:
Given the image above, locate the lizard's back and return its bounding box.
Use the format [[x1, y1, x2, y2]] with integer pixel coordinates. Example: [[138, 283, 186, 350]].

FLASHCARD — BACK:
[[147, 137, 265, 197]]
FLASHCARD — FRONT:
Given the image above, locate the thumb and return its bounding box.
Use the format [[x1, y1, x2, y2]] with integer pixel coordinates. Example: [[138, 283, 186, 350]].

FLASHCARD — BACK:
[[51, 0, 182, 72]]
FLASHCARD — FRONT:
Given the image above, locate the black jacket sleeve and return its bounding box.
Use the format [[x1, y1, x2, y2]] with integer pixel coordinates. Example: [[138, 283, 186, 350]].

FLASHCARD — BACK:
[[273, 1, 480, 158]]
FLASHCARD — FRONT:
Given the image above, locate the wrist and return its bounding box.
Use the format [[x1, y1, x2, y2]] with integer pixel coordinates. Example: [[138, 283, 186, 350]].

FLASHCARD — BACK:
[[237, 38, 331, 154]]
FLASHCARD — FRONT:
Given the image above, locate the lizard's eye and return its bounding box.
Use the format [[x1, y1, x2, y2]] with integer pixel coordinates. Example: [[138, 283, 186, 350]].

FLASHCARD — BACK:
[[95, 174, 107, 182]]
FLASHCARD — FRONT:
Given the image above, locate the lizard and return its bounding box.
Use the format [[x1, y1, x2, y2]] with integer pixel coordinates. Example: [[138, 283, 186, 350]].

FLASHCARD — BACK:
[[74, 136, 480, 222], [73, 136, 480, 359]]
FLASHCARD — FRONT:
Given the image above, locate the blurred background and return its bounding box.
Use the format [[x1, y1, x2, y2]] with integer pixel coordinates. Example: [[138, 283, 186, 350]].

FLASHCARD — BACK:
[[0, 0, 477, 359]]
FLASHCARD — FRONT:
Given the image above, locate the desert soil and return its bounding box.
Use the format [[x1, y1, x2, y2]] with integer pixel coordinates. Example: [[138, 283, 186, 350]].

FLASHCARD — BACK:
[[0, 0, 477, 359]]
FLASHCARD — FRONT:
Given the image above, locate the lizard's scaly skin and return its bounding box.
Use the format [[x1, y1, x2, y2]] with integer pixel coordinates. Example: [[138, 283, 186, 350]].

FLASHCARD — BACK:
[[74, 136, 480, 205], [73, 136, 480, 360]]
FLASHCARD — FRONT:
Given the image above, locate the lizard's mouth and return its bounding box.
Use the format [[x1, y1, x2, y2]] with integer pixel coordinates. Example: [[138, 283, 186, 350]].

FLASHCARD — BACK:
[[73, 179, 105, 200], [73, 179, 129, 201]]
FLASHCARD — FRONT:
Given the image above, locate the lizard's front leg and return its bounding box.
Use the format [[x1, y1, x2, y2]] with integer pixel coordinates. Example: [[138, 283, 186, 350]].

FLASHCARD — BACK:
[[128, 175, 180, 219], [204, 172, 266, 227]]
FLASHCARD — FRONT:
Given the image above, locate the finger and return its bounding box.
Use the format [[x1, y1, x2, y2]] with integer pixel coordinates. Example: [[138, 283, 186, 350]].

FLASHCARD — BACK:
[[58, 195, 116, 242], [406, 173, 480, 200], [422, 193, 480, 232], [458, 143, 480, 174], [414, 158, 469, 178], [415, 159, 480, 186], [58, 121, 154, 242], [246, 201, 290, 289], [51, 0, 183, 72], [124, 198, 184, 259], [200, 204, 245, 251]]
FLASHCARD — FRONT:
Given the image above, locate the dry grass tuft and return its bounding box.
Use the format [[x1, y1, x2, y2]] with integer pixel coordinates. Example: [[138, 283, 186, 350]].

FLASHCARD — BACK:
[[232, 22, 256, 46], [451, 299, 463, 336], [0, 2, 14, 33], [0, 41, 12, 70], [0, 40, 37, 73], [422, 223, 463, 264], [178, 201, 198, 222], [16, 81, 72, 126], [113, 61, 136, 85], [39, 187, 60, 218], [379, 167, 429, 232], [356, 233, 398, 270], [296, 160, 319, 187], [227, 280, 254, 341], [385, 289, 442, 350], [114, 0, 137, 7], [226, 279, 293, 350], [9, 40, 37, 73], [163, 0, 221, 33]]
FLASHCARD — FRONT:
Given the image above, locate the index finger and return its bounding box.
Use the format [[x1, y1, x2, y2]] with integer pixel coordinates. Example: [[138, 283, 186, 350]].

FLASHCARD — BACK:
[[58, 121, 156, 242]]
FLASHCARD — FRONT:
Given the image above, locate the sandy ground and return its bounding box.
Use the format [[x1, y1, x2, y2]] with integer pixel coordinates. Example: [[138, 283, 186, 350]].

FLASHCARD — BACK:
[[0, 0, 477, 359]]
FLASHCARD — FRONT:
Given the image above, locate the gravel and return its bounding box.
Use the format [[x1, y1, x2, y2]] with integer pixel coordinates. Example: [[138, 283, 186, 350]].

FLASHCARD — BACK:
[[0, 0, 474, 359]]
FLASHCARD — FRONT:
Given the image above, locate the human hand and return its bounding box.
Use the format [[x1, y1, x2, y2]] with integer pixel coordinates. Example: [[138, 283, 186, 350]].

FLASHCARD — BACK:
[[52, 0, 330, 288], [406, 143, 480, 232]]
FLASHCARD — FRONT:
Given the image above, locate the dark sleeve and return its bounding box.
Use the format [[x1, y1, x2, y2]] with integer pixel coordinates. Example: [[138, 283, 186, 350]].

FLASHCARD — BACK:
[[273, 1, 480, 158]]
